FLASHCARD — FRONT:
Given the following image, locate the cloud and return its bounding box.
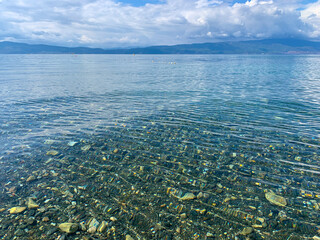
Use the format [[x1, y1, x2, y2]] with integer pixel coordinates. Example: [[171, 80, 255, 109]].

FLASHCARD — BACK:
[[301, 0, 320, 37], [0, 0, 319, 47]]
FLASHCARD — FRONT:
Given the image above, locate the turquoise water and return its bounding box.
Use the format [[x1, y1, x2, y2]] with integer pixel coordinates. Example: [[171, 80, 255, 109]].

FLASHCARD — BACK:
[[0, 54, 320, 239]]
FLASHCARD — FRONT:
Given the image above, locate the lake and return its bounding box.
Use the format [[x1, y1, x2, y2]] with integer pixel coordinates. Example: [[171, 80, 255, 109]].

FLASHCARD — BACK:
[[0, 54, 320, 239]]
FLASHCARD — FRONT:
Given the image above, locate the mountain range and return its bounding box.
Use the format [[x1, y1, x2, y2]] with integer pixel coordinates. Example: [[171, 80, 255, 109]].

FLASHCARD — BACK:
[[1, 38, 320, 54]]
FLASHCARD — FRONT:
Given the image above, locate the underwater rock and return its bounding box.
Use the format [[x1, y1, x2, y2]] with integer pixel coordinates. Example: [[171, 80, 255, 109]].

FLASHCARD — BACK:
[[27, 198, 39, 209], [81, 145, 91, 151], [180, 213, 187, 219], [87, 218, 100, 229], [67, 141, 78, 147], [46, 227, 58, 236], [179, 192, 196, 200], [97, 221, 108, 233], [126, 235, 134, 240], [26, 175, 36, 182], [252, 224, 263, 228], [58, 223, 78, 234], [9, 207, 26, 214], [14, 229, 25, 237], [240, 227, 253, 235], [44, 140, 55, 144], [80, 221, 86, 231], [87, 226, 96, 234], [46, 150, 59, 156], [265, 192, 287, 207], [206, 232, 214, 238]]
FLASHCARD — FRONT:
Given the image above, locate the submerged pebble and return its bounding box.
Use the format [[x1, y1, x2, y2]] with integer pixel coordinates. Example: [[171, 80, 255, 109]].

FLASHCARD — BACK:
[[81, 145, 91, 151], [240, 227, 253, 235], [97, 221, 108, 233], [46, 150, 59, 156], [9, 207, 26, 214], [265, 191, 287, 207], [179, 192, 196, 200], [27, 198, 39, 209], [58, 223, 78, 234], [67, 141, 78, 147], [126, 235, 134, 240]]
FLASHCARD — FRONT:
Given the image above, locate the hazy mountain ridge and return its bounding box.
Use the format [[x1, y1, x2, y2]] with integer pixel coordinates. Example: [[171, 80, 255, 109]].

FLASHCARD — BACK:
[[1, 39, 320, 54]]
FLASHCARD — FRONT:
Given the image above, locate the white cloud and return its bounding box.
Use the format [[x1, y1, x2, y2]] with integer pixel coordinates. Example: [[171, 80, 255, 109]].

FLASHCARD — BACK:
[[0, 0, 319, 48], [301, 1, 320, 37]]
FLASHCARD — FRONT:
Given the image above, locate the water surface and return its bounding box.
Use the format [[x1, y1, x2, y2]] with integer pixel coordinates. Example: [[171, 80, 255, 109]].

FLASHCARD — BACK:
[[0, 54, 320, 239]]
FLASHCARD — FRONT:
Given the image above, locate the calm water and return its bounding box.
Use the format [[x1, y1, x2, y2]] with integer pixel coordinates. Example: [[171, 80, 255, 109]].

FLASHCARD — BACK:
[[0, 54, 320, 239]]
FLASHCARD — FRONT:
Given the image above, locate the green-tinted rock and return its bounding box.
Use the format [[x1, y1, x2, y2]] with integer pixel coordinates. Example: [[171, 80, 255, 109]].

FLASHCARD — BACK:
[[265, 192, 287, 207], [240, 227, 253, 235], [58, 223, 78, 234], [180, 192, 195, 200]]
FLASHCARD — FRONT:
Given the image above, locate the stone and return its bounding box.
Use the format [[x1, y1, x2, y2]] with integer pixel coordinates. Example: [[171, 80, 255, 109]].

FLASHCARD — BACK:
[[15, 229, 25, 236], [80, 221, 87, 231], [81, 145, 91, 151], [179, 192, 195, 200], [154, 223, 165, 231], [46, 228, 58, 236], [59, 235, 66, 240], [88, 218, 100, 229], [26, 218, 36, 226], [197, 192, 203, 199], [46, 150, 59, 156], [180, 213, 187, 219], [27, 198, 39, 209], [67, 141, 78, 147], [9, 207, 26, 214], [97, 221, 108, 233], [206, 232, 214, 238], [265, 192, 287, 207], [223, 197, 231, 203], [126, 235, 134, 240], [44, 140, 55, 144], [216, 189, 223, 194], [240, 227, 253, 235], [38, 207, 46, 213], [43, 217, 49, 222], [252, 224, 263, 228], [27, 175, 36, 182], [87, 226, 96, 234], [58, 223, 78, 234], [110, 217, 117, 222]]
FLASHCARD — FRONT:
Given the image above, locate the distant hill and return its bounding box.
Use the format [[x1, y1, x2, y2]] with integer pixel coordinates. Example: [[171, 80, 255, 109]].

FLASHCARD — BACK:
[[0, 41, 108, 54], [1, 39, 320, 54]]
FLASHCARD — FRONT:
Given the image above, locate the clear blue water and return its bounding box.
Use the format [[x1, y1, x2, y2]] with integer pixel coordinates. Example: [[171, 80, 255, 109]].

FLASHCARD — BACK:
[[0, 54, 320, 239]]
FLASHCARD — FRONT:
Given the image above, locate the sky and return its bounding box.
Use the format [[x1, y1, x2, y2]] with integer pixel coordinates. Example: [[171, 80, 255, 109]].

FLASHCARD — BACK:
[[1, 0, 320, 48]]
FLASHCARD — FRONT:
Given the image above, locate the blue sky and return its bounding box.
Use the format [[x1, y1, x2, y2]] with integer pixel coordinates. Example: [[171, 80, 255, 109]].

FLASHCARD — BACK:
[[1, 0, 320, 48]]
